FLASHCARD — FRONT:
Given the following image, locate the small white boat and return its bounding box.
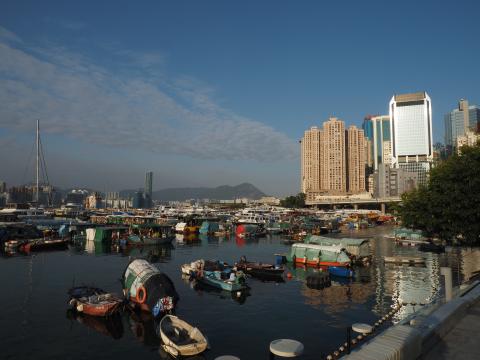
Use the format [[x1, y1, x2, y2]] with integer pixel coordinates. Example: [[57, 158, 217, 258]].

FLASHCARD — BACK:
[[181, 259, 205, 276], [159, 315, 208, 357]]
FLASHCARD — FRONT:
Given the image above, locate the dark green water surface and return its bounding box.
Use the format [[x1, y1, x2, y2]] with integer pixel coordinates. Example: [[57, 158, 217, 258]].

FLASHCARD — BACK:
[[1, 226, 478, 359]]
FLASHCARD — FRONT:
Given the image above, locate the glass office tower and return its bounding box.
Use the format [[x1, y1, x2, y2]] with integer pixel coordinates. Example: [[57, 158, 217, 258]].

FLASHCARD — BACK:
[[389, 92, 433, 186]]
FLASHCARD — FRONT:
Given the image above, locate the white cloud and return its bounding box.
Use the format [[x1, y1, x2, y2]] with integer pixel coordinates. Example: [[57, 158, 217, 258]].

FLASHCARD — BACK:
[[0, 26, 22, 43], [0, 27, 298, 162]]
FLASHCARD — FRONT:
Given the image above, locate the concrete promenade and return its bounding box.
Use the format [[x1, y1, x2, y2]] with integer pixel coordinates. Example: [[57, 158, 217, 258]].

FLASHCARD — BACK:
[[341, 281, 480, 360], [423, 300, 480, 359]]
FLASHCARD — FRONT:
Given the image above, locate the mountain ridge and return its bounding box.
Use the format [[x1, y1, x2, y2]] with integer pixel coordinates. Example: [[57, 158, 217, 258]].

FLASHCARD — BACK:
[[119, 182, 266, 201]]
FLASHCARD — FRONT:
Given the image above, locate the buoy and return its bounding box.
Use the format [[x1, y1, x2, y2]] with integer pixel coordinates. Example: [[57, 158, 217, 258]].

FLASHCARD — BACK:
[[333, 351, 340, 357], [357, 335, 363, 341], [351, 339, 357, 345], [326, 355, 333, 360], [287, 272, 293, 279], [343, 342, 348, 347], [339, 346, 345, 352]]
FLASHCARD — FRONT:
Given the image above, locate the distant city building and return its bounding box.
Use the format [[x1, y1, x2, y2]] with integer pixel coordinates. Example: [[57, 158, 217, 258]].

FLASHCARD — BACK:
[[85, 192, 103, 209], [108, 198, 131, 209], [364, 138, 373, 168], [105, 192, 120, 208], [301, 117, 366, 198], [0, 193, 6, 207], [347, 125, 366, 193], [144, 171, 153, 209], [362, 115, 391, 170], [389, 91, 433, 186], [444, 99, 480, 154], [0, 181, 6, 193], [367, 174, 374, 195], [7, 186, 34, 204], [323, 118, 347, 193], [235, 198, 251, 204], [456, 130, 479, 153], [65, 189, 88, 205], [132, 190, 144, 209], [373, 164, 418, 198], [256, 196, 281, 206]]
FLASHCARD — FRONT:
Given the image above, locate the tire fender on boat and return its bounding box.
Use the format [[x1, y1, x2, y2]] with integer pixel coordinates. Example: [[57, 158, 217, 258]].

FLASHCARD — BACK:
[[136, 285, 147, 304]]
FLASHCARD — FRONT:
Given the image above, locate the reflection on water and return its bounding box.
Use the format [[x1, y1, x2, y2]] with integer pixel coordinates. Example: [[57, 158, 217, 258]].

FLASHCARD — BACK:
[[120, 244, 173, 263], [289, 263, 376, 313], [67, 310, 124, 339], [127, 310, 161, 347], [2, 225, 480, 359]]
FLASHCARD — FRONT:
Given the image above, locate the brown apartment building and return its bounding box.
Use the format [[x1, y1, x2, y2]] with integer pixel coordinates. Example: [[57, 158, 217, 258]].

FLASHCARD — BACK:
[[301, 117, 366, 196]]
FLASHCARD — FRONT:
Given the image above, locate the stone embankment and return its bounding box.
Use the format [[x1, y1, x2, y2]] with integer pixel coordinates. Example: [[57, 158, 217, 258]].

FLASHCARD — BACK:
[[341, 277, 480, 359]]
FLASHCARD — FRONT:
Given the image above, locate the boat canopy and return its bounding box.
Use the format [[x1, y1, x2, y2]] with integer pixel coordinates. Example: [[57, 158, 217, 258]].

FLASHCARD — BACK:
[[287, 243, 350, 263], [91, 226, 129, 242], [305, 235, 370, 257], [199, 221, 220, 234], [123, 259, 179, 313]]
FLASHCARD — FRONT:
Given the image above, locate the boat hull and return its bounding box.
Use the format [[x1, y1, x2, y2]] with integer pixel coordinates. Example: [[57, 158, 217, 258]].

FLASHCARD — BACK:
[[128, 235, 173, 246], [77, 300, 122, 317], [159, 315, 208, 356], [235, 262, 284, 280], [293, 258, 350, 267], [21, 239, 69, 253], [197, 273, 246, 292]]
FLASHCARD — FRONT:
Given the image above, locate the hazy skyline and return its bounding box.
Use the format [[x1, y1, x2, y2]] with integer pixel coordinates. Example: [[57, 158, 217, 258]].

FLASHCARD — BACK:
[[1, 1, 479, 196]]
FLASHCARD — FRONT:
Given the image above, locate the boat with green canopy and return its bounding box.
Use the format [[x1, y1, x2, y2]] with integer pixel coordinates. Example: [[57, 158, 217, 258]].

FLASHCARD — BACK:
[[127, 224, 174, 245], [286, 243, 351, 267], [304, 235, 370, 258]]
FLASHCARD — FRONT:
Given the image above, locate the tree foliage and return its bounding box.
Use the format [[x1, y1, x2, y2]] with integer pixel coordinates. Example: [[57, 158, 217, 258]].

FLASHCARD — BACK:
[[280, 193, 306, 208], [398, 144, 480, 244]]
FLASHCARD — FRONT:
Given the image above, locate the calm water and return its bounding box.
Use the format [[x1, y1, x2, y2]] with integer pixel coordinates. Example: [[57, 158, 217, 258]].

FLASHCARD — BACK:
[[1, 226, 479, 360]]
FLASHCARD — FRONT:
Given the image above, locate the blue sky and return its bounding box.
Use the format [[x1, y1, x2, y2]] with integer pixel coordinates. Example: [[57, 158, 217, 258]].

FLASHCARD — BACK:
[[1, 0, 479, 196]]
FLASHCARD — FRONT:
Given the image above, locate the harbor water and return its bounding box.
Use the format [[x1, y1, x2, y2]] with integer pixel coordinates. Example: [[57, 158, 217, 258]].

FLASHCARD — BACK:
[[1, 225, 479, 359]]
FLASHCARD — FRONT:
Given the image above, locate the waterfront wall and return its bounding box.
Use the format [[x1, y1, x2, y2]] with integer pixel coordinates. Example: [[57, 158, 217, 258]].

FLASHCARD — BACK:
[[341, 280, 480, 359]]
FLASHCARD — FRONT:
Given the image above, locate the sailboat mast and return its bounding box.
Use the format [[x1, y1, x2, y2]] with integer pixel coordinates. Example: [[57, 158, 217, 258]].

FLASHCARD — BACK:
[[36, 119, 40, 203]]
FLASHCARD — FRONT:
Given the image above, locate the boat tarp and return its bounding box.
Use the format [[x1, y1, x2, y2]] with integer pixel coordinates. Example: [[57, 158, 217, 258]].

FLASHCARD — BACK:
[[123, 259, 179, 311], [287, 243, 349, 263], [93, 227, 128, 242], [199, 221, 220, 234], [305, 235, 370, 257]]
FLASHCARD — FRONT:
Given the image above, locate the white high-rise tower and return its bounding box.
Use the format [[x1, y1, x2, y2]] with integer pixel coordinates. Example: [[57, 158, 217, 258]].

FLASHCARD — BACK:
[[389, 91, 433, 186]]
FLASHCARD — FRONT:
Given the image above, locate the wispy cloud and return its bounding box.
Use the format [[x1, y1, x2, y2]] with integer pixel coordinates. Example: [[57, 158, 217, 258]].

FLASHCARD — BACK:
[[0, 27, 22, 43], [0, 26, 298, 162]]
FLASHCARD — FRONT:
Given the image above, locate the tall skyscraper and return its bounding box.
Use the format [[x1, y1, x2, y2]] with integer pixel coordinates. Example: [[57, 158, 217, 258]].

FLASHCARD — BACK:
[[444, 99, 480, 153], [144, 171, 153, 208], [300, 126, 322, 193], [347, 125, 366, 193], [301, 117, 366, 197], [389, 92, 433, 186], [362, 115, 391, 170], [323, 118, 346, 193]]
